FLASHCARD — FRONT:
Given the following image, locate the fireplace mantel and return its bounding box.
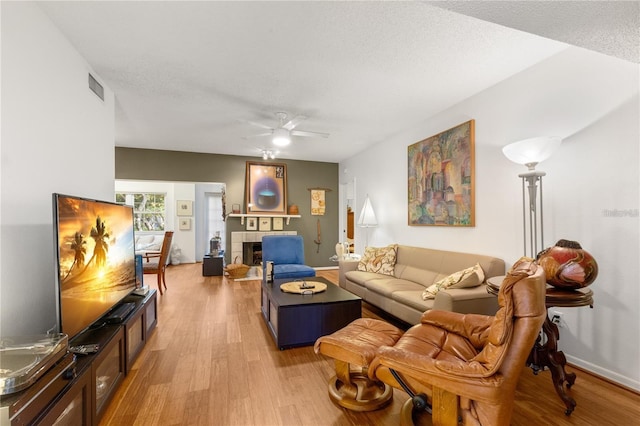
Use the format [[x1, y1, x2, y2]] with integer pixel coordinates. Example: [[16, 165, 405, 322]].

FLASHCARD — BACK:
[[228, 214, 301, 225]]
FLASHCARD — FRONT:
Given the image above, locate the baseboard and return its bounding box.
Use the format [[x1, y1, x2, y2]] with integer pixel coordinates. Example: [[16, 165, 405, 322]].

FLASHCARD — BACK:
[[567, 354, 640, 393]]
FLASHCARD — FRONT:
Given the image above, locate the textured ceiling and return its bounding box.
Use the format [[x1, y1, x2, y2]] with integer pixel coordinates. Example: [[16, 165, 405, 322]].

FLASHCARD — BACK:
[[36, 1, 637, 163], [428, 1, 639, 64]]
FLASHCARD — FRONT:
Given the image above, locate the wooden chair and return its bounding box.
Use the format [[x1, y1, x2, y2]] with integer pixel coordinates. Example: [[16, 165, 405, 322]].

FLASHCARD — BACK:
[[142, 231, 173, 295]]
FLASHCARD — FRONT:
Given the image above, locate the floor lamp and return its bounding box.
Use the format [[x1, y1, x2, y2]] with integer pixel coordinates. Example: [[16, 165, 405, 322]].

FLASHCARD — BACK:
[[502, 136, 561, 258], [358, 194, 377, 248]]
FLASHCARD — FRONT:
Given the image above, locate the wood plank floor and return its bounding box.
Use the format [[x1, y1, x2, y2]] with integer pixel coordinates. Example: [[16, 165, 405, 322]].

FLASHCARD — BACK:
[[100, 263, 640, 425]]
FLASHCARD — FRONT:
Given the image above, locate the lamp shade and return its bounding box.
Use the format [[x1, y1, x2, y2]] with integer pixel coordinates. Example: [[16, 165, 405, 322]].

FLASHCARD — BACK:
[[358, 195, 377, 227], [272, 128, 291, 146], [502, 136, 561, 169]]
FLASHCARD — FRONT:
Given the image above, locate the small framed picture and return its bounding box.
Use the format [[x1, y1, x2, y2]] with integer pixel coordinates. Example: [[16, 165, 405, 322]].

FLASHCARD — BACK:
[[272, 217, 284, 231], [259, 217, 271, 231], [179, 218, 191, 230], [177, 200, 193, 216], [246, 217, 257, 231]]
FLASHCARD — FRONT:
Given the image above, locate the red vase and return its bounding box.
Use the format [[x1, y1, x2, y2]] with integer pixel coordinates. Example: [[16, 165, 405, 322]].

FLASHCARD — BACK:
[[537, 239, 598, 289]]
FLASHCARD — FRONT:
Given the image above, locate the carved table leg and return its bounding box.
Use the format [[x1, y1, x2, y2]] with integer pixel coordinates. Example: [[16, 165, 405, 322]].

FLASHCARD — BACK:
[[528, 313, 577, 415]]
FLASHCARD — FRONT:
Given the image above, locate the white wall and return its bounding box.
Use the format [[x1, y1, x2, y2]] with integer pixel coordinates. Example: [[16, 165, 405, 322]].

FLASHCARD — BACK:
[[1, 3, 115, 336], [341, 47, 640, 390], [114, 180, 198, 264]]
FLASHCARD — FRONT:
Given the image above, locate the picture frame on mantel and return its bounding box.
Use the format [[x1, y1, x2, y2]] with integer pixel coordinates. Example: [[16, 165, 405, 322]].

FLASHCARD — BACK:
[[258, 217, 271, 231], [408, 119, 475, 227], [272, 217, 284, 231], [246, 217, 257, 231], [245, 161, 287, 215]]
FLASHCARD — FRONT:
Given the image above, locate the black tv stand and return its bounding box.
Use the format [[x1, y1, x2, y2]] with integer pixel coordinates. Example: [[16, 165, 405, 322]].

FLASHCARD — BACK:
[[104, 302, 136, 324]]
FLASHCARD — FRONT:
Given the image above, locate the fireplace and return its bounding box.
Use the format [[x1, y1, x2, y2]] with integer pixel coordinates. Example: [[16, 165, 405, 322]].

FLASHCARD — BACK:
[[230, 231, 296, 266], [243, 242, 262, 266]]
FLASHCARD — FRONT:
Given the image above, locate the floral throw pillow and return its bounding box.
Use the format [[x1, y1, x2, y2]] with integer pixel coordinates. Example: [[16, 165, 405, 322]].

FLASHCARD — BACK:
[[422, 263, 485, 300], [357, 244, 398, 276]]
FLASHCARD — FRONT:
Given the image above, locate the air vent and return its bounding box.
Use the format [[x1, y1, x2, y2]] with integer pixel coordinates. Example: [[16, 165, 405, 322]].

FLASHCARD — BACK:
[[88, 73, 104, 101]]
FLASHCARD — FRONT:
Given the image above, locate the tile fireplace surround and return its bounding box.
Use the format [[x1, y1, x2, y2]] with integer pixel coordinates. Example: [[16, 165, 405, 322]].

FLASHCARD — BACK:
[[230, 231, 296, 266]]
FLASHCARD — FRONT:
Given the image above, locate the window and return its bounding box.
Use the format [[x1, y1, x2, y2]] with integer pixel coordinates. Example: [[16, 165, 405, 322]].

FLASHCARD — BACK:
[[205, 192, 225, 251], [116, 193, 166, 231]]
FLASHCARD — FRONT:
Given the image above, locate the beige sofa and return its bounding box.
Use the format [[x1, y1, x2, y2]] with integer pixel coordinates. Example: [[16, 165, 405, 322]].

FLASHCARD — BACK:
[[339, 245, 505, 325]]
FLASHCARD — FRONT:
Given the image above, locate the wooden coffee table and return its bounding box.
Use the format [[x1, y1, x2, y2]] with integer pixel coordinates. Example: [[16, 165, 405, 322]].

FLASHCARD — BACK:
[[260, 277, 362, 350]]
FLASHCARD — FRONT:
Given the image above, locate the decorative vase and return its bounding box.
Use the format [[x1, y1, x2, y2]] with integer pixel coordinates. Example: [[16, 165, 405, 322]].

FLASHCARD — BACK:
[[288, 204, 299, 215], [335, 243, 344, 259], [536, 239, 598, 289]]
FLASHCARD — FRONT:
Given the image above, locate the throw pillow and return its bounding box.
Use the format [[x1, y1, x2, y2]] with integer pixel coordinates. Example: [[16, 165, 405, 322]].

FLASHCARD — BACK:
[[357, 244, 398, 276], [422, 263, 485, 300]]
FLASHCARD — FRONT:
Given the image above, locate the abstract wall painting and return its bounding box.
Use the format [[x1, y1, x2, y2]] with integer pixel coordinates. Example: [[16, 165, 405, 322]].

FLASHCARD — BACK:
[[408, 120, 475, 227]]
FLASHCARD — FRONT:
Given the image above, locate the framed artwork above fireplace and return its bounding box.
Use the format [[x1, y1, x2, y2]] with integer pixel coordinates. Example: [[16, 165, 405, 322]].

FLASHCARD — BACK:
[[245, 161, 287, 215]]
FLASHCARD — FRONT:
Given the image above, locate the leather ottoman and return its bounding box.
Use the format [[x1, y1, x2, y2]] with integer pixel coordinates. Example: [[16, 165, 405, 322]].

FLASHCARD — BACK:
[[314, 318, 404, 411]]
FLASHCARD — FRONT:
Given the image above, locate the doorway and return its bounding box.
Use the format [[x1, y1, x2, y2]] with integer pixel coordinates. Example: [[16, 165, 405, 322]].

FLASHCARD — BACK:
[[341, 177, 356, 254]]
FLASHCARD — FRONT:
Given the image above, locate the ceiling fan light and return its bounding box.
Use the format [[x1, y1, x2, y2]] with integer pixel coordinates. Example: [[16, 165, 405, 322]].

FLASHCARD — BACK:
[[272, 128, 291, 146], [261, 149, 276, 160]]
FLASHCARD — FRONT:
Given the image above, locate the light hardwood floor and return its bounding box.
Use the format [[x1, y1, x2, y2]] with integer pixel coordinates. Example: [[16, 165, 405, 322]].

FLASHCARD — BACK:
[[100, 263, 640, 425]]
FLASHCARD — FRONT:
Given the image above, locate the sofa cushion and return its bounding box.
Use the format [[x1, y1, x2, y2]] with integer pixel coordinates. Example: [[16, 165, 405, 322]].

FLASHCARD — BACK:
[[365, 277, 425, 298], [357, 244, 398, 276], [274, 264, 316, 279], [392, 290, 436, 313], [422, 263, 485, 300], [345, 270, 385, 286]]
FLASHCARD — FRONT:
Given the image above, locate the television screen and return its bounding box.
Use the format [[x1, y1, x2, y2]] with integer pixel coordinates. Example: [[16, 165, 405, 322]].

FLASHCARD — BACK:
[[53, 193, 136, 339]]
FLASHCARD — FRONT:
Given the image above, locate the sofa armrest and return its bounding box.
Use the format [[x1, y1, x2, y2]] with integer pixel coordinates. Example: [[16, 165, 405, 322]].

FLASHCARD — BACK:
[[338, 259, 360, 288], [432, 284, 499, 316]]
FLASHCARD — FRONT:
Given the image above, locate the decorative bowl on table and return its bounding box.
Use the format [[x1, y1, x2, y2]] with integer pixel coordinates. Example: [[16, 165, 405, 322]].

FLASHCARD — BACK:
[[536, 239, 598, 289]]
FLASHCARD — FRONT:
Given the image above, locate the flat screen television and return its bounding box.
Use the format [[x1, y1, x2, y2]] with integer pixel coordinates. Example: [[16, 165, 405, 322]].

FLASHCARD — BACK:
[[53, 193, 137, 340]]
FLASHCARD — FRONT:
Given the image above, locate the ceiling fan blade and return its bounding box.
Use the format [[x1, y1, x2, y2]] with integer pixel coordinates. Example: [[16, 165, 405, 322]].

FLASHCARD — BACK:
[[291, 130, 330, 138], [239, 119, 274, 130], [242, 132, 273, 139], [282, 115, 308, 131]]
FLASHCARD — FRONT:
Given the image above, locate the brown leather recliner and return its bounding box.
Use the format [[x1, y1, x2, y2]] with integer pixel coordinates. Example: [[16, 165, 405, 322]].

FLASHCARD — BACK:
[[370, 258, 546, 426]]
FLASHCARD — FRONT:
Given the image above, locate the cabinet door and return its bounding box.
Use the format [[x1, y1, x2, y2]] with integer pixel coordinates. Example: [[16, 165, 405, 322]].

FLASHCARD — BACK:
[[125, 310, 145, 373], [145, 292, 158, 335], [36, 368, 91, 426], [93, 329, 125, 423]]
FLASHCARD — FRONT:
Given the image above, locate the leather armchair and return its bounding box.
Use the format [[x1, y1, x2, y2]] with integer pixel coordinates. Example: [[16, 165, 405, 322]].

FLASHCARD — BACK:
[[261, 235, 316, 280], [370, 258, 546, 426]]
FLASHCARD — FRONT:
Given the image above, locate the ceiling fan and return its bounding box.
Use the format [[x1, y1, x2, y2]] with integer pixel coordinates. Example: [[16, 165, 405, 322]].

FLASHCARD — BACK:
[[243, 112, 329, 146]]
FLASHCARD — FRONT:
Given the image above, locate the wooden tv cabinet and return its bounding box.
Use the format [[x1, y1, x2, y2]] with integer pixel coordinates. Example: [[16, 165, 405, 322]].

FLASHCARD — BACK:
[[30, 289, 157, 426]]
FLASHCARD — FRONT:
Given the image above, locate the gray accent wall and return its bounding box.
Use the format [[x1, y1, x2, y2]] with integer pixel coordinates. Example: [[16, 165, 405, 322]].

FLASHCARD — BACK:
[[115, 148, 339, 267]]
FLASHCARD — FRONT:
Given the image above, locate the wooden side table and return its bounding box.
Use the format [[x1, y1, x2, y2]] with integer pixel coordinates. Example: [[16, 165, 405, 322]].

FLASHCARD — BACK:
[[486, 276, 594, 415]]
